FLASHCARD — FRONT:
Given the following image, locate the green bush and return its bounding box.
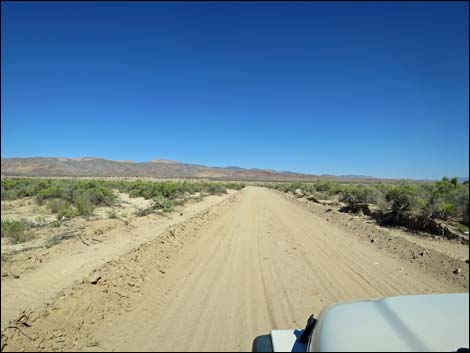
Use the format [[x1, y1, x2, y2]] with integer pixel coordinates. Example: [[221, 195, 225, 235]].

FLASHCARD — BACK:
[[57, 207, 78, 220], [47, 199, 71, 214], [268, 177, 469, 230], [337, 184, 385, 214], [1, 219, 34, 243], [314, 181, 341, 195], [456, 186, 469, 226], [224, 183, 245, 190], [73, 192, 94, 217], [385, 183, 418, 220], [114, 180, 240, 201], [151, 196, 175, 213], [339, 185, 369, 207], [438, 202, 455, 220], [1, 178, 242, 218], [271, 182, 316, 195], [414, 178, 468, 224], [206, 183, 227, 195]]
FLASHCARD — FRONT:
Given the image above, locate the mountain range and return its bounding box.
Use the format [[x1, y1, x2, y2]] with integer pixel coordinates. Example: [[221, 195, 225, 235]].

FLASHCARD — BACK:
[[1, 157, 466, 183]]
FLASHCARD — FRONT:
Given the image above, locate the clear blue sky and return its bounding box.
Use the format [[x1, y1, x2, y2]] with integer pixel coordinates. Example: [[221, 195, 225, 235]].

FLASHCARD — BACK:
[[1, 1, 468, 179]]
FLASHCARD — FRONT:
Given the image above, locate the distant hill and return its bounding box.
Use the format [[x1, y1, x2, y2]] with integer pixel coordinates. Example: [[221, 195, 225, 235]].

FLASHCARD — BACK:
[[0, 157, 413, 183], [339, 175, 376, 179], [1, 157, 314, 181], [149, 159, 180, 164]]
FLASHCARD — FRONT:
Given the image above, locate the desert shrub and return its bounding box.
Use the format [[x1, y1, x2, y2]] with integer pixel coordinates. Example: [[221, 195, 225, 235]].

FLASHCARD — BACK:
[[151, 196, 175, 212], [45, 236, 62, 249], [206, 183, 227, 195], [57, 207, 78, 220], [36, 183, 72, 205], [19, 179, 116, 209], [76, 180, 116, 205], [47, 199, 71, 214], [224, 183, 245, 190], [115, 180, 242, 201], [267, 177, 468, 232], [34, 215, 47, 226], [451, 177, 459, 188], [278, 182, 302, 194], [73, 192, 94, 217], [271, 183, 288, 193], [136, 208, 153, 217], [339, 185, 369, 207], [366, 186, 387, 207], [385, 183, 418, 220], [2, 178, 242, 218], [163, 204, 174, 213], [437, 202, 455, 220], [107, 210, 118, 219], [1, 187, 19, 200], [446, 181, 469, 225], [456, 186, 469, 226], [313, 181, 342, 195], [271, 182, 316, 195], [47, 199, 79, 221], [313, 191, 335, 200], [3, 179, 118, 218], [1, 219, 33, 243], [162, 182, 178, 198], [1, 178, 43, 200], [415, 178, 468, 224], [337, 185, 381, 214], [313, 181, 331, 192]]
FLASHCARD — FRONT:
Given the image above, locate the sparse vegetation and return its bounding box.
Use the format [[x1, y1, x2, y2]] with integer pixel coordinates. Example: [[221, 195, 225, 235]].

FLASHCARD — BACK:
[[338, 184, 373, 214], [47, 199, 71, 214], [34, 215, 47, 225], [107, 210, 118, 219], [111, 179, 241, 200], [1, 219, 34, 243], [1, 178, 245, 219], [269, 177, 469, 236], [136, 207, 153, 217], [45, 235, 62, 249], [73, 192, 94, 217], [57, 207, 78, 221]]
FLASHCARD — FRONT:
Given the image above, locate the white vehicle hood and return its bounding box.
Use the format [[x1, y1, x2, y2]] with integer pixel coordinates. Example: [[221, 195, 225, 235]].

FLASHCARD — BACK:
[[309, 293, 469, 352]]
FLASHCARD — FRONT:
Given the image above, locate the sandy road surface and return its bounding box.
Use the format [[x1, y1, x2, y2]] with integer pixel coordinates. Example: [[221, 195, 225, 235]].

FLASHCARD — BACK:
[[1, 193, 233, 330], [2, 187, 467, 352]]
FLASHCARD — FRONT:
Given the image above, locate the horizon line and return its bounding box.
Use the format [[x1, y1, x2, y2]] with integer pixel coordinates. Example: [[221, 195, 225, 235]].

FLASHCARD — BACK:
[[1, 155, 468, 182]]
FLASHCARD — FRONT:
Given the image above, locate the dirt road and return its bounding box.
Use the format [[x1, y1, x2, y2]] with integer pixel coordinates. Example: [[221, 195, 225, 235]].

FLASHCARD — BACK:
[[2, 187, 467, 352], [0, 193, 233, 330]]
